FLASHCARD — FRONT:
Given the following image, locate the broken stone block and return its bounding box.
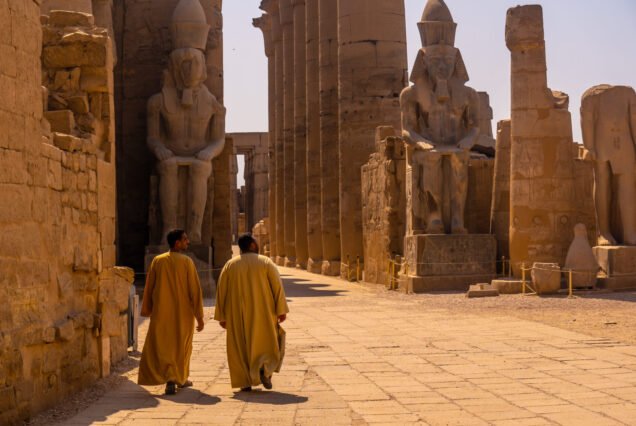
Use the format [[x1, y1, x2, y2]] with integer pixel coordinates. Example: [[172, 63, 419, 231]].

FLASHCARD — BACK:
[[564, 223, 599, 288], [80, 67, 109, 92], [57, 272, 73, 299], [68, 95, 89, 114], [42, 42, 108, 68], [56, 320, 75, 342], [53, 133, 82, 152], [467, 284, 500, 298], [531, 263, 562, 295], [45, 110, 75, 134], [100, 301, 121, 337], [491, 278, 523, 294], [48, 10, 95, 28], [42, 327, 56, 343]]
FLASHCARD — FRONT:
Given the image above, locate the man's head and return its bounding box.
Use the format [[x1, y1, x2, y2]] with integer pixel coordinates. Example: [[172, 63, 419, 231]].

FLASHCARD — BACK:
[[167, 229, 189, 251], [238, 233, 258, 254]]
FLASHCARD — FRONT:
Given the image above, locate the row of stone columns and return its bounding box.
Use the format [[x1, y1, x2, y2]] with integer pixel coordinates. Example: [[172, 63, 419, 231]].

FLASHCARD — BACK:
[[255, 0, 407, 276]]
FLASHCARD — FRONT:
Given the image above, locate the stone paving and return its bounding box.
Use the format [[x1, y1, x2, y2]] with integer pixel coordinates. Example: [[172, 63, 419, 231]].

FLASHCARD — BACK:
[[60, 267, 636, 425]]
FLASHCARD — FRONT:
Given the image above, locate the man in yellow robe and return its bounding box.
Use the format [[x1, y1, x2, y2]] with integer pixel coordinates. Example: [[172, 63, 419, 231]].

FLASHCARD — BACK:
[[138, 229, 205, 395], [214, 234, 289, 391]]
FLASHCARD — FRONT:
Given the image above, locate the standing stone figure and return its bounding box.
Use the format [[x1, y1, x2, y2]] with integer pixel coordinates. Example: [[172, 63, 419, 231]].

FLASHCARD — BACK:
[[147, 0, 226, 243], [400, 0, 480, 235], [581, 85, 636, 246]]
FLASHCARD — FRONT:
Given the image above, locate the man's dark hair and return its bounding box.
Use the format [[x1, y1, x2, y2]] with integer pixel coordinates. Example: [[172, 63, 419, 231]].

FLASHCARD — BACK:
[[167, 229, 186, 249], [238, 233, 256, 253]]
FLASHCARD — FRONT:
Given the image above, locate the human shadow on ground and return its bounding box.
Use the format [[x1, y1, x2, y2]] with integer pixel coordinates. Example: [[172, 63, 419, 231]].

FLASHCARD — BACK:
[[156, 388, 221, 405], [231, 390, 308, 405], [27, 378, 160, 425], [280, 275, 348, 299]]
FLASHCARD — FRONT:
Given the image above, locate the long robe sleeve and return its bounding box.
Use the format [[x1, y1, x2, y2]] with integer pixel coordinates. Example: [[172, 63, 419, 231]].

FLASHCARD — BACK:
[[267, 261, 289, 317], [187, 260, 204, 323]]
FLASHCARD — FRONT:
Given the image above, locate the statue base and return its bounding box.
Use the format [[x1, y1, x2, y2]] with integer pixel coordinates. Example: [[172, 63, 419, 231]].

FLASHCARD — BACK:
[[307, 258, 323, 274], [144, 244, 216, 298], [594, 245, 636, 290], [321, 260, 341, 277], [402, 234, 497, 293]]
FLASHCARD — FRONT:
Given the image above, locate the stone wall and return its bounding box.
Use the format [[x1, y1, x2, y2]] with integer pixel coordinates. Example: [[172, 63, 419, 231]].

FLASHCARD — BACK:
[[114, 0, 229, 272], [361, 127, 407, 285], [0, 2, 133, 423]]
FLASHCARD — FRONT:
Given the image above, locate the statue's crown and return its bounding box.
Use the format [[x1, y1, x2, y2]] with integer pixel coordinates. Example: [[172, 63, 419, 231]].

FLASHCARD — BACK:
[[418, 0, 457, 47], [171, 0, 210, 51]]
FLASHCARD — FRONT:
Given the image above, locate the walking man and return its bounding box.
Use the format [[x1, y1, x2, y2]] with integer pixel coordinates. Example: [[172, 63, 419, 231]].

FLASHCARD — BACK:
[[214, 234, 289, 391], [138, 229, 205, 395]]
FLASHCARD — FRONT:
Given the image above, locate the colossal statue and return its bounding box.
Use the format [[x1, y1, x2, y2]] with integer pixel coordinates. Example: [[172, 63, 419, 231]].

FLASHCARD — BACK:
[[400, 0, 480, 235], [147, 0, 226, 243], [581, 85, 636, 246]]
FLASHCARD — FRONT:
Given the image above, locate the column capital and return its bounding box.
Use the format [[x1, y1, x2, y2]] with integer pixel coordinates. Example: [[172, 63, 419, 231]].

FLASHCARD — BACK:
[[253, 14, 274, 57]]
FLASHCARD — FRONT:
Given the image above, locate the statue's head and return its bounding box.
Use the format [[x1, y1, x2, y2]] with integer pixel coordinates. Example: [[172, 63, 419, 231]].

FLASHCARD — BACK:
[[169, 48, 207, 90], [423, 45, 457, 83]]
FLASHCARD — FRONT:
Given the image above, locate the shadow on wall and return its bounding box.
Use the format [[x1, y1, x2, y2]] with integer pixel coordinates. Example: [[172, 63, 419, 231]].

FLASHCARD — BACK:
[[280, 275, 349, 298]]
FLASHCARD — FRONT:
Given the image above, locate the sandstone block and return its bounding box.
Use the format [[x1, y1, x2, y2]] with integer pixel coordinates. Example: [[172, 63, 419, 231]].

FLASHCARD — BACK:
[[491, 278, 523, 294], [45, 111, 75, 134], [531, 262, 561, 294], [99, 301, 120, 337], [56, 320, 75, 342], [467, 284, 499, 298], [53, 133, 82, 151], [68, 95, 89, 114], [57, 272, 73, 299], [42, 327, 56, 343], [594, 246, 636, 290], [48, 10, 94, 28], [80, 66, 110, 92], [42, 42, 107, 68]]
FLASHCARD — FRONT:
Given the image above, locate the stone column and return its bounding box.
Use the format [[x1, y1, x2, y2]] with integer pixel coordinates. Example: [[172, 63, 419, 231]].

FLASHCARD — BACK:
[[280, 0, 296, 267], [319, 0, 340, 276], [506, 5, 577, 276], [254, 11, 277, 259], [337, 0, 408, 278], [305, 0, 323, 273], [204, 0, 224, 103], [265, 0, 286, 265], [252, 149, 270, 226], [293, 0, 309, 269], [490, 120, 511, 265]]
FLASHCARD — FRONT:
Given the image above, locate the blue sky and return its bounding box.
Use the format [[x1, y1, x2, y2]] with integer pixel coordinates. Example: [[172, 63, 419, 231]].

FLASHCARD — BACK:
[[225, 0, 636, 183]]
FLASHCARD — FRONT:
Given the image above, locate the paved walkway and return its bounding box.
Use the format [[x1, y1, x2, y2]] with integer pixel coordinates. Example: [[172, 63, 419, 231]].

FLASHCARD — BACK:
[[62, 267, 636, 425]]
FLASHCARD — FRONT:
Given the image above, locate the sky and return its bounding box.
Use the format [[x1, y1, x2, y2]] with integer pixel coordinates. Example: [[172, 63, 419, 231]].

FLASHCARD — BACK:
[[224, 0, 636, 184]]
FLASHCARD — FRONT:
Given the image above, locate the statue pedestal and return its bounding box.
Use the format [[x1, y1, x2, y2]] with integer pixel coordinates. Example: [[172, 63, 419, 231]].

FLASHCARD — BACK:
[[402, 234, 496, 293], [594, 246, 636, 290], [144, 245, 216, 298]]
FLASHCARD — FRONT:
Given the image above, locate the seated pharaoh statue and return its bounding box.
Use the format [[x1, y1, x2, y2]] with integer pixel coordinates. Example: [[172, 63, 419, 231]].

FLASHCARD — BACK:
[[400, 0, 480, 235], [147, 0, 226, 244]]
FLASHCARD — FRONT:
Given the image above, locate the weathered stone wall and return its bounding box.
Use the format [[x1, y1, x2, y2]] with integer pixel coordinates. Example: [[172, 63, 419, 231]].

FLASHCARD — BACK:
[[361, 127, 407, 285], [0, 2, 132, 423], [114, 0, 228, 272]]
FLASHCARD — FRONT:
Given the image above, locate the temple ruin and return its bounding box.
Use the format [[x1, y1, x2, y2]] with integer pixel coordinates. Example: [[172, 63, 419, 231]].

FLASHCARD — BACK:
[[1, 0, 636, 422]]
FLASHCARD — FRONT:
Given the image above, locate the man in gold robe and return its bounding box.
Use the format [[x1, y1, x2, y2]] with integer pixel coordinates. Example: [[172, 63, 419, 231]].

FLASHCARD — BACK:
[[215, 234, 289, 391], [138, 229, 205, 395]]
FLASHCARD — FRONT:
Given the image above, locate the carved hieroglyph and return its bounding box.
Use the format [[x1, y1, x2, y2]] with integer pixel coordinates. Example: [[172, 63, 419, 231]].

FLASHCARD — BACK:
[[400, 0, 481, 235], [147, 0, 226, 243], [506, 5, 577, 275], [581, 85, 636, 246]]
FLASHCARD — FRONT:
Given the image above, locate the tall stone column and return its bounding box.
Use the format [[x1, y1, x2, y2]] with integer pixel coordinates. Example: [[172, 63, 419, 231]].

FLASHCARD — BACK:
[[293, 0, 309, 269], [280, 0, 296, 267], [319, 0, 340, 276], [337, 0, 408, 277], [204, 0, 223, 103], [506, 5, 577, 275], [305, 0, 323, 273], [262, 0, 286, 265], [254, 10, 277, 259], [490, 120, 512, 265]]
